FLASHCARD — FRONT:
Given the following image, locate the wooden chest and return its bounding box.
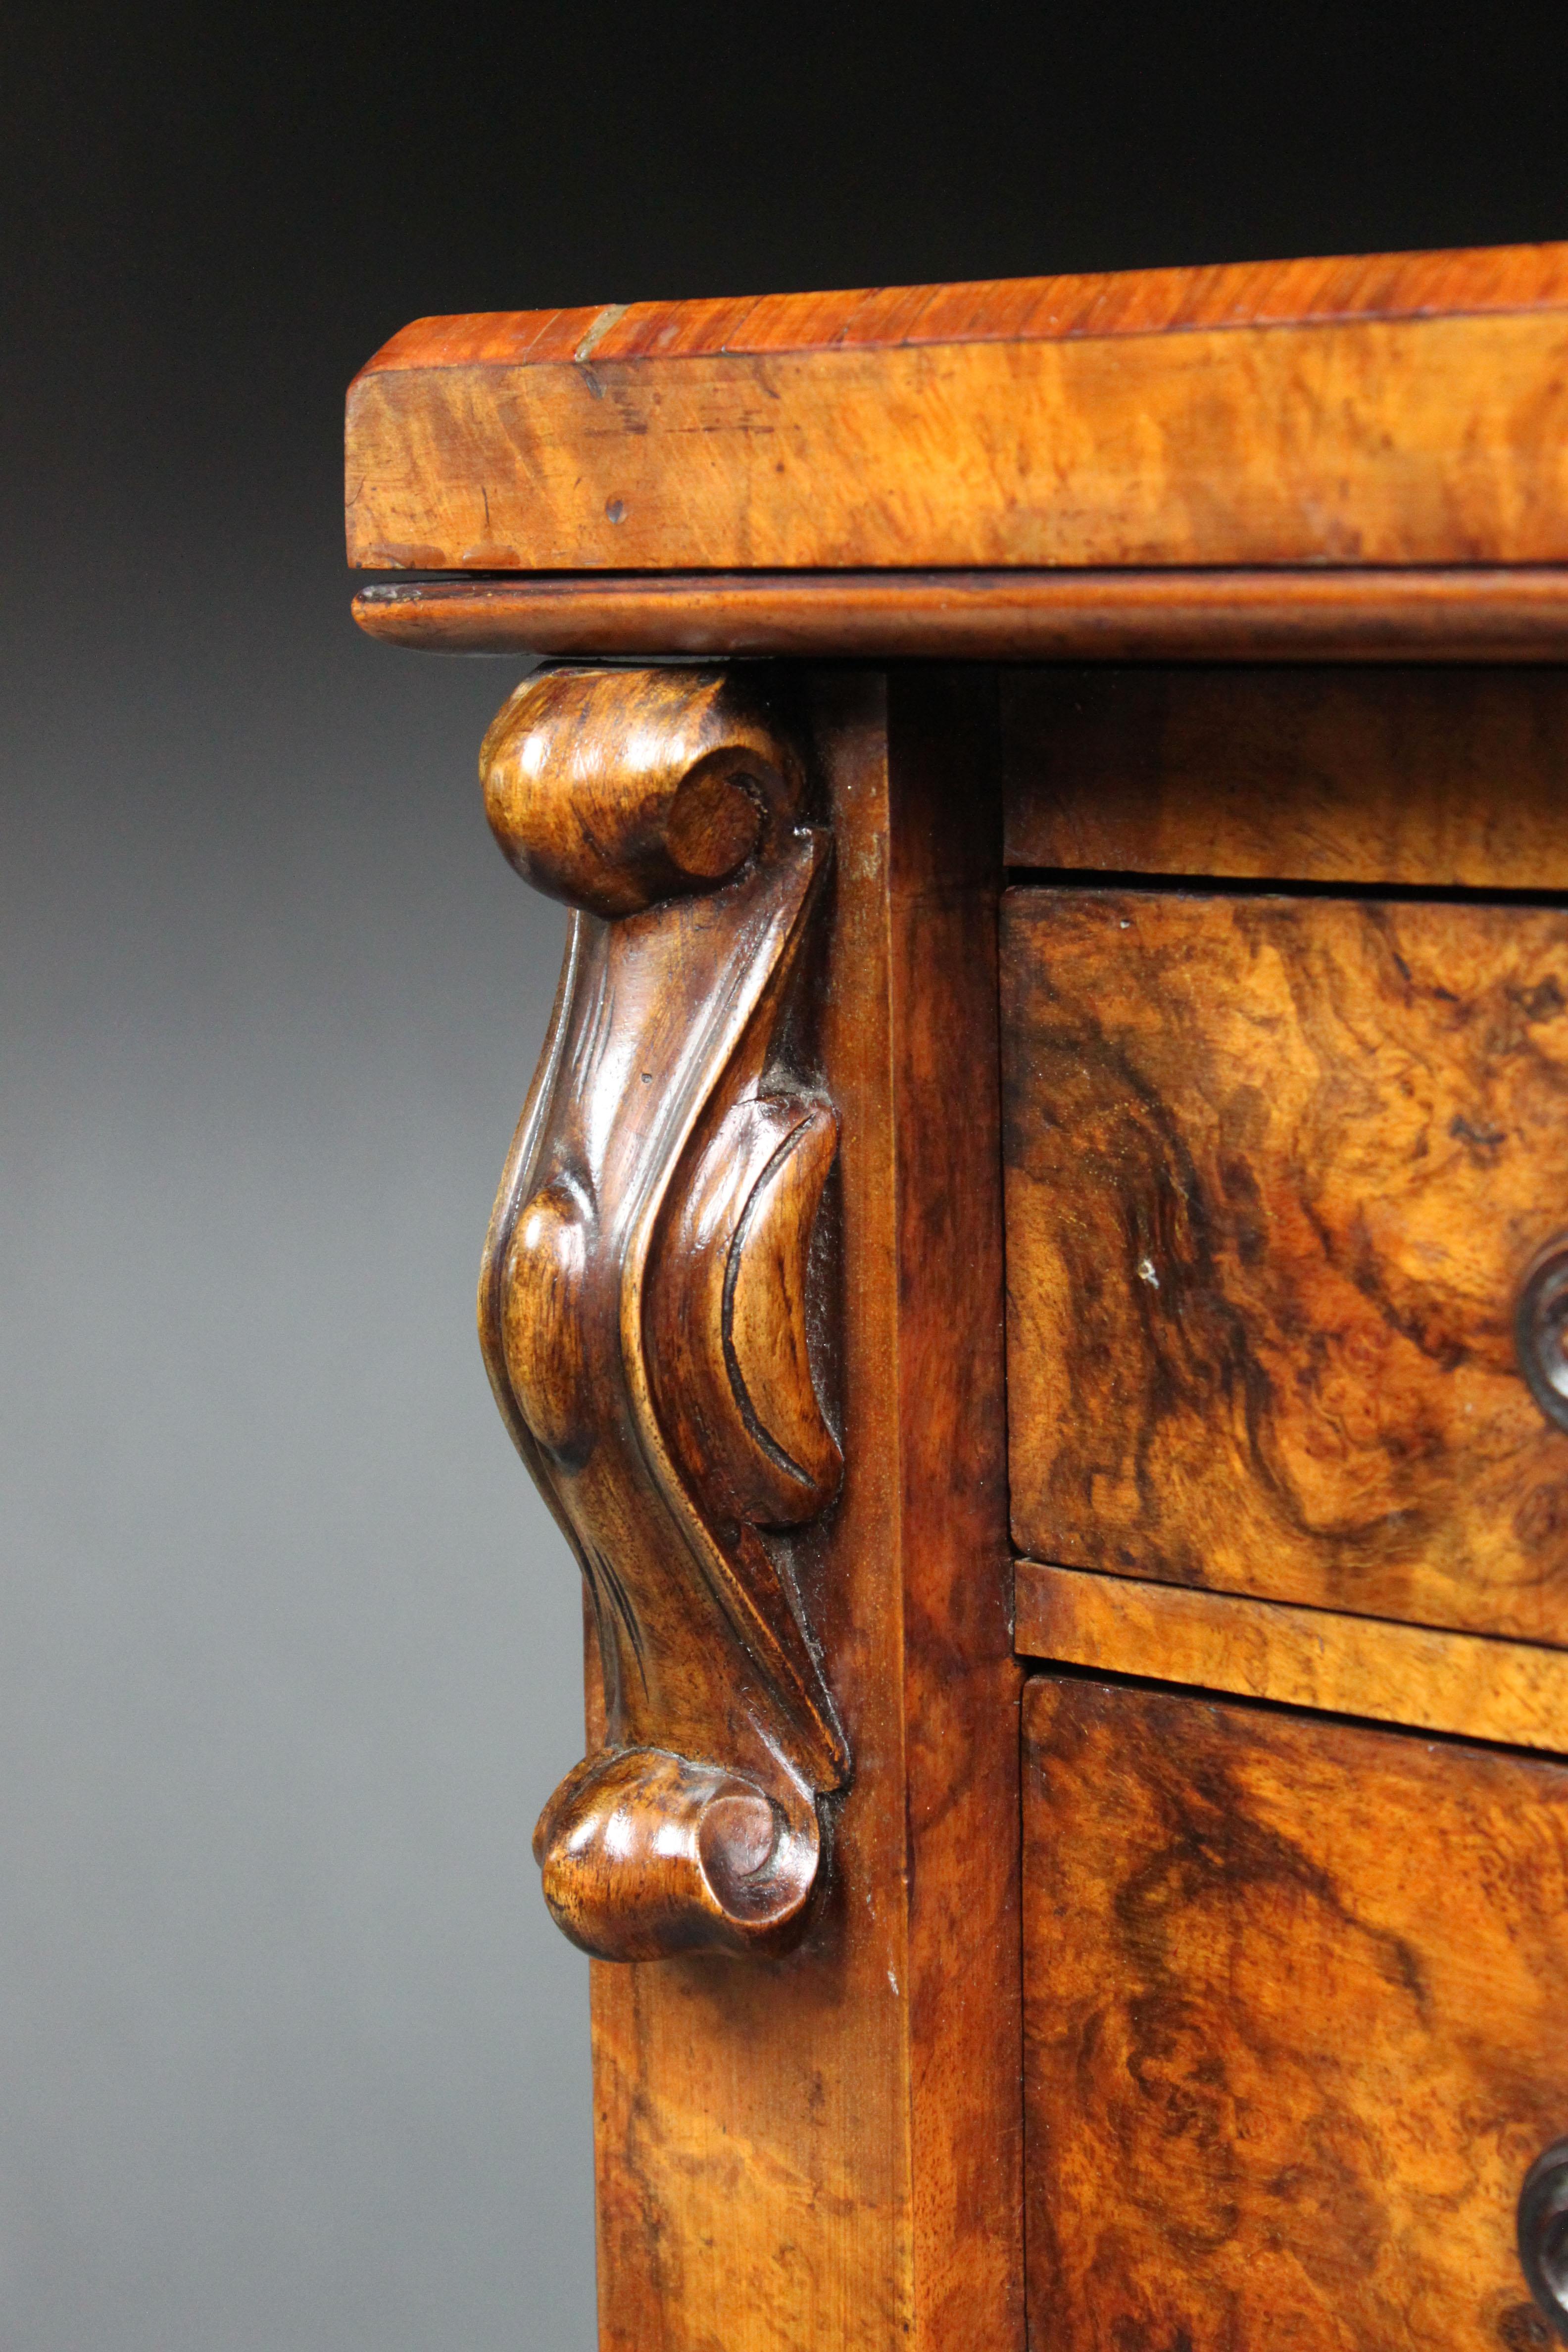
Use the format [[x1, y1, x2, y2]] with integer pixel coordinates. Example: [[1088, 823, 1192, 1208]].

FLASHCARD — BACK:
[[348, 242, 1568, 2350]]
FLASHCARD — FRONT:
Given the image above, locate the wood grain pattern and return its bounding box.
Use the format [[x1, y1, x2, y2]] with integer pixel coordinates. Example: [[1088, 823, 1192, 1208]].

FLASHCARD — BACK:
[[358, 240, 1568, 377], [353, 570, 1568, 664], [1003, 888, 1568, 1645], [1024, 1674, 1568, 2352], [478, 667, 847, 1960], [588, 672, 1023, 2352], [345, 250, 1568, 572], [1004, 667, 1568, 887], [1015, 1559, 1568, 1751]]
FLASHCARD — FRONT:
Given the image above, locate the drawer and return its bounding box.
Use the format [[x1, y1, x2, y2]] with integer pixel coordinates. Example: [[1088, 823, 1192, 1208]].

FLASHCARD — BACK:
[[1024, 1674, 1568, 2352], [1002, 888, 1568, 1644], [1001, 667, 1568, 890]]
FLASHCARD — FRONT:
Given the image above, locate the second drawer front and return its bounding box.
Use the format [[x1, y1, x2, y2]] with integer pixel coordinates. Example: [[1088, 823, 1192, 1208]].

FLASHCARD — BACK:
[[1002, 888, 1568, 1644], [1025, 1675, 1568, 2352]]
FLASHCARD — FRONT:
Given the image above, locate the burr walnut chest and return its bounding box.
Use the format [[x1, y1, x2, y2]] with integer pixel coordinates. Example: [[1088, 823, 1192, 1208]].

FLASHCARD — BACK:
[[347, 242, 1568, 2352]]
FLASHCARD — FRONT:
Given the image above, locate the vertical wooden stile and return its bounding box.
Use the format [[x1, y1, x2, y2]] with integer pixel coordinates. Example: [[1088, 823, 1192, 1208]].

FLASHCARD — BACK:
[[587, 668, 1023, 2352]]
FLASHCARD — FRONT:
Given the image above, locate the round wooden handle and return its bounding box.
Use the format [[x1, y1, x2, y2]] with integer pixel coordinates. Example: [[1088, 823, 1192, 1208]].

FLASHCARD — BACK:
[[1519, 2138, 1568, 2339], [1517, 1239, 1568, 1433]]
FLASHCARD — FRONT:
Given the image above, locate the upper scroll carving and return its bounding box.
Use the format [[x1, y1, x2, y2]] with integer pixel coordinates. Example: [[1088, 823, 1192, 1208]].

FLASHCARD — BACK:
[[477, 667, 848, 1961]]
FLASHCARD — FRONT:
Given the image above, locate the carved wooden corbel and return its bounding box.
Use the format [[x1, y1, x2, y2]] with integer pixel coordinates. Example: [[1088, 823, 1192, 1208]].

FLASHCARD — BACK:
[[476, 666, 849, 1961]]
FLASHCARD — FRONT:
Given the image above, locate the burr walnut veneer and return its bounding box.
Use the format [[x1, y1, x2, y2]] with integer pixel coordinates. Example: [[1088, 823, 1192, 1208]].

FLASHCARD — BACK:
[[349, 243, 1568, 2352]]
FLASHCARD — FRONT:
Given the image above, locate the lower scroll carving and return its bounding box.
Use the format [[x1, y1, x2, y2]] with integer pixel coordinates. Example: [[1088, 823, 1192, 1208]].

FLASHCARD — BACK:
[[477, 667, 849, 1960]]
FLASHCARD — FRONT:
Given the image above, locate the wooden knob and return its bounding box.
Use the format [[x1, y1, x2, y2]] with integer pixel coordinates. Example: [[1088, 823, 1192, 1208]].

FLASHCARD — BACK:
[[1519, 2137, 1568, 2340], [1517, 1238, 1568, 1433]]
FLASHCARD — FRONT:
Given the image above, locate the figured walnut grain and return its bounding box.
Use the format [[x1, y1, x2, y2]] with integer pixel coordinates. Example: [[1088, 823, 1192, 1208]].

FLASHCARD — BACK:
[[346, 246, 1568, 572], [1025, 1675, 1568, 2352], [1003, 888, 1568, 1644]]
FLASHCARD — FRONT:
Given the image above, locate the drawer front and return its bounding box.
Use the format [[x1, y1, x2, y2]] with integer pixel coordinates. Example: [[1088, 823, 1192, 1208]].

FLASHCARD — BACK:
[[1003, 888, 1568, 1643], [1024, 1675, 1568, 2352], [1001, 666, 1568, 890]]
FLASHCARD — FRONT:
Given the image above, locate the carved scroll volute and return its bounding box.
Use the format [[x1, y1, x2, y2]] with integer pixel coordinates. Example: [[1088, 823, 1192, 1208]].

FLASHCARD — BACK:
[[476, 667, 848, 1962]]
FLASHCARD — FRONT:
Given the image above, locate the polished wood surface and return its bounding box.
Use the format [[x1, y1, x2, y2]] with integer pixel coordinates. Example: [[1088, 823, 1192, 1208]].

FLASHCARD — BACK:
[[362, 242, 1568, 373], [1024, 1675, 1568, 2352], [1004, 666, 1568, 886], [353, 569, 1568, 663], [344, 235, 1568, 2352], [588, 673, 1023, 2351], [1003, 887, 1568, 1645], [1015, 1560, 1568, 1751], [477, 667, 848, 1960], [345, 246, 1568, 572]]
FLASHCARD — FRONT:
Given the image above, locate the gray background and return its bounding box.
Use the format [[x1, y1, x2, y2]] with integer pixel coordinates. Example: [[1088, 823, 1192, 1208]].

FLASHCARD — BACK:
[[4, 2, 1568, 2345]]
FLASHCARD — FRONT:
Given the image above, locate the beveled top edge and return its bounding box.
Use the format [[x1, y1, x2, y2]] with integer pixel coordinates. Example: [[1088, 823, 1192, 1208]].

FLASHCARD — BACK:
[[355, 242, 1568, 380]]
